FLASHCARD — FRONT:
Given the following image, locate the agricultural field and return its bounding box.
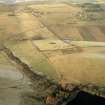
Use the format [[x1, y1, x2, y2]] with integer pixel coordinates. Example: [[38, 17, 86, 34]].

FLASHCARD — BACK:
[[48, 47, 105, 85], [0, 1, 105, 105], [0, 0, 105, 87], [6, 40, 58, 79], [28, 3, 105, 41]]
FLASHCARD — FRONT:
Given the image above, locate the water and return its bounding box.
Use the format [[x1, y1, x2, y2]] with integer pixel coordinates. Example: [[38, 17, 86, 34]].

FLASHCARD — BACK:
[[68, 91, 105, 105]]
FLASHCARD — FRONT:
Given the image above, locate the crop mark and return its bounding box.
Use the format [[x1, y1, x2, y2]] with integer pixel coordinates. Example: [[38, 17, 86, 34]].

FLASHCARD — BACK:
[[79, 26, 96, 41], [99, 26, 105, 36]]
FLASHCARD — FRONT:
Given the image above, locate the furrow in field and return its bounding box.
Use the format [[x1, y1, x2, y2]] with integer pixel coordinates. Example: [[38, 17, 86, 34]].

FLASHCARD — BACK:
[[78, 26, 96, 41], [87, 26, 105, 42], [99, 26, 105, 36]]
